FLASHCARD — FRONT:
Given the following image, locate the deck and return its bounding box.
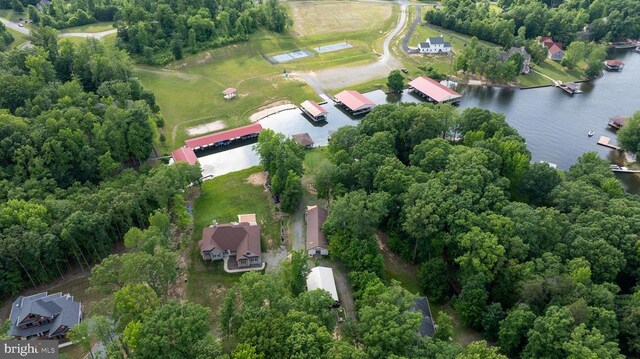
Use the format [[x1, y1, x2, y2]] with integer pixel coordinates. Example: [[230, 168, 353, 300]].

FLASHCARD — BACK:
[[597, 136, 621, 150]]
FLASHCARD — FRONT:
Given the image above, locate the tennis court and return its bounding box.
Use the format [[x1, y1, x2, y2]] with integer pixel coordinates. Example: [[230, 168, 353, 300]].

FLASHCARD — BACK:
[[314, 42, 353, 54], [266, 49, 314, 64]]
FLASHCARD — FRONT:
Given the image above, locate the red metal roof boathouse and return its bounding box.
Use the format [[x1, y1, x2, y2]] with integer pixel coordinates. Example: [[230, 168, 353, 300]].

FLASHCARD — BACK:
[[185, 123, 263, 150], [334, 90, 376, 115], [300, 100, 328, 121], [171, 123, 264, 166], [409, 76, 462, 104]]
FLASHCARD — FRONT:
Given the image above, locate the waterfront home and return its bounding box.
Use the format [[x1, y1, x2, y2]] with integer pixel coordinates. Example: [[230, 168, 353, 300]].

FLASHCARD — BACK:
[[199, 214, 262, 269], [418, 36, 452, 54], [500, 47, 532, 74], [9, 292, 82, 340], [306, 205, 328, 257], [540, 37, 564, 60]]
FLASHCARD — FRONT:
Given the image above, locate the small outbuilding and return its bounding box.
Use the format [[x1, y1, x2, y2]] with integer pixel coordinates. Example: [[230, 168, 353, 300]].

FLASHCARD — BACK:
[[412, 297, 435, 337], [307, 266, 339, 305], [292, 133, 315, 148], [223, 87, 237, 99]]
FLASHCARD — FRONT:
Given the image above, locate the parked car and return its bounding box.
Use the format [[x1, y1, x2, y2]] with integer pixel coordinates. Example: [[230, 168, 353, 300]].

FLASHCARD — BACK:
[[401, 68, 408, 74]]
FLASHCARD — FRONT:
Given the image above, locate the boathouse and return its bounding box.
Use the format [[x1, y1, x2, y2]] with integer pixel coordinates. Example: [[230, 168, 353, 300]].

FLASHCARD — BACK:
[[604, 60, 624, 71], [223, 87, 237, 99], [185, 123, 263, 151], [409, 76, 462, 104], [300, 100, 328, 121], [292, 133, 315, 148], [334, 90, 376, 115], [171, 146, 199, 165], [609, 115, 629, 130]]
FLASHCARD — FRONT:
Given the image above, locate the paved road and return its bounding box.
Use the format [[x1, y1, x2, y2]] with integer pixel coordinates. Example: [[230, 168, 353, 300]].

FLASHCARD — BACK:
[[295, 4, 408, 92], [402, 5, 421, 53], [0, 17, 30, 35]]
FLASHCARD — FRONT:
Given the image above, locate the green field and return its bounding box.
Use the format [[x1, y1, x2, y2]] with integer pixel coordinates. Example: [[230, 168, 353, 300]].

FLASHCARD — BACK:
[[6, 28, 28, 49], [519, 59, 584, 88], [136, 1, 398, 152], [60, 22, 114, 33], [0, 9, 26, 23]]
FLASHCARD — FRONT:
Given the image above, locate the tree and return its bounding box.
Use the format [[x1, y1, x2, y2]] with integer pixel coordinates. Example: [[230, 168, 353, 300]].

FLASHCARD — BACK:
[[498, 304, 537, 356], [112, 284, 160, 332], [434, 311, 453, 341], [286, 250, 309, 296], [453, 276, 489, 329], [418, 257, 451, 303], [280, 170, 302, 213], [482, 303, 505, 341], [232, 343, 264, 359], [563, 324, 623, 359], [387, 70, 405, 92], [457, 341, 508, 359], [519, 162, 562, 205], [523, 306, 575, 359], [68, 321, 95, 359], [127, 301, 211, 358], [617, 112, 640, 156]]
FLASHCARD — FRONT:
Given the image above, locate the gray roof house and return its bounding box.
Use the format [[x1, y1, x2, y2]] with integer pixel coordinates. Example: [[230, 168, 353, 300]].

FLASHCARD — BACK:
[[412, 297, 435, 337], [8, 292, 82, 340], [499, 46, 532, 74]]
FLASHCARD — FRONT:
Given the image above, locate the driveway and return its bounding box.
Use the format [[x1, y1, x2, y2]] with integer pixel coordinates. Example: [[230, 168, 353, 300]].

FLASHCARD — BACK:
[[317, 259, 356, 320], [294, 4, 408, 92], [0, 16, 116, 39], [0, 18, 30, 35]]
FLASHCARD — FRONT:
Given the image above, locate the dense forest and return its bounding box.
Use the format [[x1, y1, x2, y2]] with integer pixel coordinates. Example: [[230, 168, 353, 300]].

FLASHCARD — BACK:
[[312, 103, 640, 358], [7, 0, 291, 64], [425, 0, 640, 46], [0, 38, 201, 298]]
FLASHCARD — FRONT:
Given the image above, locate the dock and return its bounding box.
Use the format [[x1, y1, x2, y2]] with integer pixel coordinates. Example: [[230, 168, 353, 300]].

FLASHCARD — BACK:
[[608, 115, 629, 130], [597, 136, 621, 150], [554, 81, 582, 94]]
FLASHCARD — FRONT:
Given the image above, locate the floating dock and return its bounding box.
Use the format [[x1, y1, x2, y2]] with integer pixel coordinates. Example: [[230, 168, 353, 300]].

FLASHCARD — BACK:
[[597, 136, 621, 150]]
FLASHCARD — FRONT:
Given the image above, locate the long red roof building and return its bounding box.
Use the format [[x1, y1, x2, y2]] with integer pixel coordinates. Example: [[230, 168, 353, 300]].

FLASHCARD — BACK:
[[409, 76, 462, 104], [185, 123, 263, 149], [334, 90, 376, 113], [171, 146, 198, 165]]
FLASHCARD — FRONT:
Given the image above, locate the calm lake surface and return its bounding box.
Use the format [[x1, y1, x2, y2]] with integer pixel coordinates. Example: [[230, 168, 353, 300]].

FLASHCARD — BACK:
[[198, 49, 640, 192]]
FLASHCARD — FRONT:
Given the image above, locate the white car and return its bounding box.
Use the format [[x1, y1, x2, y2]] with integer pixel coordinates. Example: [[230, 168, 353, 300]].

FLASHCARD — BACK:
[[18, 23, 24, 27]]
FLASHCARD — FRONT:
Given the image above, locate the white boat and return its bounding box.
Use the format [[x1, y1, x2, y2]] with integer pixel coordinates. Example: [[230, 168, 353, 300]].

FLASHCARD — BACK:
[[588, 131, 594, 137], [610, 164, 640, 173], [635, 46, 640, 53]]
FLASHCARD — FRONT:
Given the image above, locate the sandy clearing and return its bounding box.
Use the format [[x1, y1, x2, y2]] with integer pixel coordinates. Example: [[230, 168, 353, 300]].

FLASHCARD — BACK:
[[185, 120, 226, 136], [249, 101, 297, 122], [246, 172, 267, 187]]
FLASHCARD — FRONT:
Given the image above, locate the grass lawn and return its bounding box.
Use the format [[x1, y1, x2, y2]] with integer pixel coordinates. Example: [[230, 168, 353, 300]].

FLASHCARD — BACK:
[[0, 9, 26, 23], [290, 1, 392, 38], [59, 22, 114, 33], [6, 28, 28, 49], [517, 71, 552, 88], [303, 147, 330, 176], [534, 59, 584, 82], [136, 2, 398, 152]]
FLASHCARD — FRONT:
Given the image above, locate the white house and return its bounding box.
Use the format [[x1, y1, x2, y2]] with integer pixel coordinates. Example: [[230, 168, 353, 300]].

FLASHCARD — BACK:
[[418, 37, 452, 54]]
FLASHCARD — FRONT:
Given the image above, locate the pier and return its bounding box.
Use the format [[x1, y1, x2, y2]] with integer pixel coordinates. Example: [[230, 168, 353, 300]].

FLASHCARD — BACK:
[[597, 136, 621, 150], [554, 81, 582, 94]]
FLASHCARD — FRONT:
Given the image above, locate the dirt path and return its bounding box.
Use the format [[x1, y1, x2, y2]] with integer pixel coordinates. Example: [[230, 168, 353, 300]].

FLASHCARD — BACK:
[[294, 4, 408, 92]]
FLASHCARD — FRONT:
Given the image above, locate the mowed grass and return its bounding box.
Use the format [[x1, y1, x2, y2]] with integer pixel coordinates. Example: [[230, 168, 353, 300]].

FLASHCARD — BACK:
[[136, 1, 398, 152], [6, 28, 28, 49], [290, 1, 392, 37], [0, 9, 26, 23], [303, 147, 330, 177], [59, 22, 114, 33], [188, 167, 280, 330], [535, 59, 584, 82]]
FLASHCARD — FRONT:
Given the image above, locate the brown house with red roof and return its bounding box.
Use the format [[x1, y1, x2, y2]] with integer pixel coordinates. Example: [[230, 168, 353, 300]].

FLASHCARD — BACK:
[[199, 214, 262, 268]]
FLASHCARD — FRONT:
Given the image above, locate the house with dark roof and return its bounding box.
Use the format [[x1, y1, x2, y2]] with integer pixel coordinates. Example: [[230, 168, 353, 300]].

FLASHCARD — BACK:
[[500, 46, 532, 74], [306, 205, 328, 256], [8, 292, 82, 340], [293, 133, 315, 148], [418, 37, 452, 54], [412, 297, 435, 337], [199, 214, 262, 269]]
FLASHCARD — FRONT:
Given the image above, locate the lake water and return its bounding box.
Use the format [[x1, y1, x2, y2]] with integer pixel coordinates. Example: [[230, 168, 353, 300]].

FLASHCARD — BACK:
[[198, 49, 640, 192]]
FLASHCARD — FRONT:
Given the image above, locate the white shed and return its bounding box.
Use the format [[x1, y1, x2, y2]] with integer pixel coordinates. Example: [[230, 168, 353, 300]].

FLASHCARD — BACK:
[[306, 266, 339, 303]]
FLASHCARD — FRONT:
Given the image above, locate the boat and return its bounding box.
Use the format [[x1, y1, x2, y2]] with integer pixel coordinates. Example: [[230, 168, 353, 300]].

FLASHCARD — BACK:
[[588, 131, 594, 137], [610, 164, 640, 173], [636, 46, 640, 53]]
